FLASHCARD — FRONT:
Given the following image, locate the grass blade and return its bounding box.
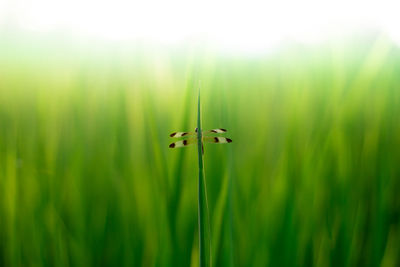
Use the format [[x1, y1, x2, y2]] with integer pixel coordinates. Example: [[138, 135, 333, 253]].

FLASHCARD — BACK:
[[197, 88, 211, 267]]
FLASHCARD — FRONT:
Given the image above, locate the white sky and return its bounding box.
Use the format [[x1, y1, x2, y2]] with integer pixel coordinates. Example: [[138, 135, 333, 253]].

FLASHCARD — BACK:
[[0, 0, 400, 51]]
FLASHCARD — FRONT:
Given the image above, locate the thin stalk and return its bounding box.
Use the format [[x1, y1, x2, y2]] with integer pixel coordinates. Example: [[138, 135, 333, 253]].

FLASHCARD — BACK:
[[197, 88, 211, 267]]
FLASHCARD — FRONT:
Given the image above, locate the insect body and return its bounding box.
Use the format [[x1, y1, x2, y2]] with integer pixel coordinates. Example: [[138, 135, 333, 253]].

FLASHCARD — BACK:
[[169, 128, 232, 148]]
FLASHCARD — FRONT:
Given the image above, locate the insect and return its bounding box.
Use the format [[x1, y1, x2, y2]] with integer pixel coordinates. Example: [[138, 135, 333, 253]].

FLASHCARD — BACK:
[[169, 128, 232, 148]]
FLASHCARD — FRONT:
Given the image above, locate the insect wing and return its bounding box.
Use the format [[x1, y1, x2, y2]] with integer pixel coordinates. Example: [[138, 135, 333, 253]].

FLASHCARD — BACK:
[[203, 136, 232, 144], [169, 138, 197, 148]]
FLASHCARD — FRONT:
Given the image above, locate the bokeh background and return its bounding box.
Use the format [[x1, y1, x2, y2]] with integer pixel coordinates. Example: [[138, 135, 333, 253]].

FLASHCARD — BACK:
[[1, 1, 400, 266]]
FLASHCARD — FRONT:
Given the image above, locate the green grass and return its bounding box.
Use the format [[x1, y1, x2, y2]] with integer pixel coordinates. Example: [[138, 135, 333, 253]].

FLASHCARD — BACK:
[[1, 34, 400, 266], [197, 89, 211, 267]]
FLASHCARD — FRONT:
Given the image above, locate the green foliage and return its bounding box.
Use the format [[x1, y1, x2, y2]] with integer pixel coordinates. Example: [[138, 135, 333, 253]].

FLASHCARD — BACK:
[[0, 35, 400, 266], [197, 90, 211, 267]]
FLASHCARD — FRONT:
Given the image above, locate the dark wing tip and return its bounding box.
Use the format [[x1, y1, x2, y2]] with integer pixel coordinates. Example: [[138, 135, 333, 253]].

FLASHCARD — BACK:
[[170, 132, 176, 137], [220, 128, 227, 132], [169, 143, 176, 148], [183, 140, 187, 145], [182, 132, 188, 136], [227, 138, 232, 143], [214, 137, 219, 143]]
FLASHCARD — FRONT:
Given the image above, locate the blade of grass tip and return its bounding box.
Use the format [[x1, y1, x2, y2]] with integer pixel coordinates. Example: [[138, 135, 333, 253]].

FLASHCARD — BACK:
[[197, 86, 211, 267]]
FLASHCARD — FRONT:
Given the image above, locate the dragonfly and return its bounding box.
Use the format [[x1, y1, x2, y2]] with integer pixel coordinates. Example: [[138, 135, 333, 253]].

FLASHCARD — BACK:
[[169, 128, 232, 149]]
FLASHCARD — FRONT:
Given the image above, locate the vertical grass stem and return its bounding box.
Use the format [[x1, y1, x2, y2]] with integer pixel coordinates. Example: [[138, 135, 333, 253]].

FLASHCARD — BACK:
[[197, 87, 211, 267]]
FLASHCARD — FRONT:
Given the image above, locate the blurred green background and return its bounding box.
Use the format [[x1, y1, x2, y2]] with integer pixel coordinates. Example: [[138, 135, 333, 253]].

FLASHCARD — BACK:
[[1, 33, 400, 267]]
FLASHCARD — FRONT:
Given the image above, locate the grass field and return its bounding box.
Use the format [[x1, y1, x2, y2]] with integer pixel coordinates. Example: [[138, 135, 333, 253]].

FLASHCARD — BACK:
[[1, 33, 400, 266]]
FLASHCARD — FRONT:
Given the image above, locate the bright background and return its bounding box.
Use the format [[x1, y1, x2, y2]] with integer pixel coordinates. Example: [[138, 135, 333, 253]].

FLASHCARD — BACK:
[[1, 0, 400, 52], [1, 1, 400, 266]]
